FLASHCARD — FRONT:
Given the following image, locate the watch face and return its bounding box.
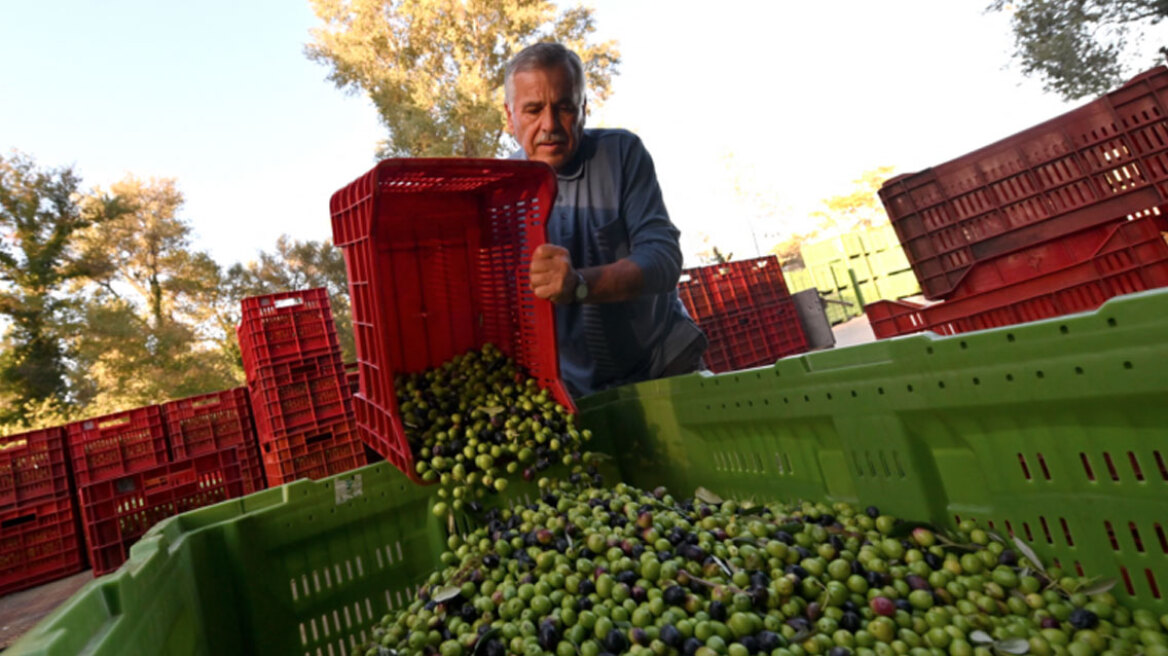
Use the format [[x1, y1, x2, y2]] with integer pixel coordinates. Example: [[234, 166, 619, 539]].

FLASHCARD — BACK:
[[575, 275, 588, 300]]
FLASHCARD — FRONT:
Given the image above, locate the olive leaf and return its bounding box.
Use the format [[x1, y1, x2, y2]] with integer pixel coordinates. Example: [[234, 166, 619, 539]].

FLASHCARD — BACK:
[[738, 505, 767, 516], [695, 487, 724, 505], [986, 530, 1009, 545], [432, 585, 461, 603], [1012, 537, 1047, 575], [1076, 577, 1118, 596], [472, 628, 501, 656], [790, 629, 813, 643], [971, 631, 995, 645], [996, 638, 1031, 654], [776, 522, 805, 534], [711, 555, 735, 577], [731, 536, 759, 545], [480, 406, 505, 417]]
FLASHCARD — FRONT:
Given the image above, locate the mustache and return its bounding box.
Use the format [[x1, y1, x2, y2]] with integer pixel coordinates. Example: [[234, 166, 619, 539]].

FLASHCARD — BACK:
[[535, 133, 567, 145]]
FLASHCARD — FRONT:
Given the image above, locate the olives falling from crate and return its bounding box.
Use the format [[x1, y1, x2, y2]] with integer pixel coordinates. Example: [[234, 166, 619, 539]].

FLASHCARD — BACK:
[[398, 343, 592, 515], [362, 480, 1168, 656]]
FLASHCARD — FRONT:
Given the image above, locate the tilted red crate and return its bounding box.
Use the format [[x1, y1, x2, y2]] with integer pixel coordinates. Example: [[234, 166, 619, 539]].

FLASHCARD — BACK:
[[162, 387, 265, 495], [66, 406, 170, 486], [78, 449, 246, 575], [238, 288, 339, 370], [880, 66, 1168, 300], [866, 212, 1168, 338], [329, 159, 573, 482], [1, 426, 69, 511], [0, 494, 85, 596]]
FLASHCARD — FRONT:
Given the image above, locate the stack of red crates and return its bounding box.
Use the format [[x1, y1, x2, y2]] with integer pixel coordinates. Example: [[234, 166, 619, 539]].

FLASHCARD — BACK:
[[237, 288, 363, 486], [67, 405, 249, 575], [677, 255, 809, 372], [0, 426, 84, 594], [162, 387, 266, 495], [867, 65, 1168, 338]]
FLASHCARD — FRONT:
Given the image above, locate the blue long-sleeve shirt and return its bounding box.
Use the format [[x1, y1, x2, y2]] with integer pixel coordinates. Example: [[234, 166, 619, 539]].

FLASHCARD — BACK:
[[513, 128, 706, 396]]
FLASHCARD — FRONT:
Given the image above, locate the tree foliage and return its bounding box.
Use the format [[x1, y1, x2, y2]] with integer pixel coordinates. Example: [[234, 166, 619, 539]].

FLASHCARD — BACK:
[[767, 166, 897, 270], [988, 0, 1167, 100], [67, 176, 238, 414], [0, 152, 125, 426], [808, 166, 896, 236], [306, 0, 620, 158]]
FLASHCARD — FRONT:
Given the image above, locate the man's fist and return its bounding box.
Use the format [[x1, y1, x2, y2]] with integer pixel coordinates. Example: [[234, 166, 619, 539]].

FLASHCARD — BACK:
[[529, 243, 577, 304]]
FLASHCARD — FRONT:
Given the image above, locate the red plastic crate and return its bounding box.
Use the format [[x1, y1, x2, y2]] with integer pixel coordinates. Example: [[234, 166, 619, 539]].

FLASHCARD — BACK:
[[880, 66, 1168, 300], [698, 299, 810, 373], [78, 449, 246, 575], [679, 255, 793, 320], [238, 288, 340, 369], [247, 352, 353, 438], [162, 387, 265, 495], [866, 213, 1168, 338], [329, 158, 574, 482], [0, 494, 85, 596], [256, 416, 365, 486], [66, 406, 170, 486], [344, 361, 359, 396], [1, 426, 69, 511]]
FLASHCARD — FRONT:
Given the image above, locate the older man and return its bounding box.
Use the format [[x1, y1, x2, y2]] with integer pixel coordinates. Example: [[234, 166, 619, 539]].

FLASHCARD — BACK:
[[505, 42, 706, 397]]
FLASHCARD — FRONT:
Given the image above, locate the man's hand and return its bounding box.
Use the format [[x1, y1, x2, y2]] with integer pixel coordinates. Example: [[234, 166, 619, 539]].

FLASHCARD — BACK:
[[529, 243, 577, 304]]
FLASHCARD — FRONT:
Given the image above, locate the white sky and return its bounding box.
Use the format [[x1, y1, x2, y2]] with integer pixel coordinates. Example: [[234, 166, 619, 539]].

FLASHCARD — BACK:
[[1, 1, 1081, 268]]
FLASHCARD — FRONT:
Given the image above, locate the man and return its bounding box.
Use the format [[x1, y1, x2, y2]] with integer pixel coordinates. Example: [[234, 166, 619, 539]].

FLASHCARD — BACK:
[[504, 42, 707, 397]]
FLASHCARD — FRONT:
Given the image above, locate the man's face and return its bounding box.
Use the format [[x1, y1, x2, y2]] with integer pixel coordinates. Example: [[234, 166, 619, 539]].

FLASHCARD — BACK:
[[505, 65, 585, 172]]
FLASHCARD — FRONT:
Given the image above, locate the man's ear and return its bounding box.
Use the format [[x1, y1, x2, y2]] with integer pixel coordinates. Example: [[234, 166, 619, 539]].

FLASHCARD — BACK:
[[504, 102, 515, 134]]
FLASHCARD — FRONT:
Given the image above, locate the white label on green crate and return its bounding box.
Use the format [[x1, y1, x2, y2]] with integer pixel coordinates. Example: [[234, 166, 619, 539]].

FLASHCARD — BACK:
[[335, 474, 363, 505]]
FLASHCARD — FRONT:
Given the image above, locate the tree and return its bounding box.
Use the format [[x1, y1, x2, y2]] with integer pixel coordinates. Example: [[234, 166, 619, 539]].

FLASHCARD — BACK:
[[763, 166, 897, 270], [67, 176, 239, 413], [0, 152, 124, 426], [988, 0, 1167, 100], [807, 166, 896, 237], [223, 236, 356, 364], [306, 0, 620, 158]]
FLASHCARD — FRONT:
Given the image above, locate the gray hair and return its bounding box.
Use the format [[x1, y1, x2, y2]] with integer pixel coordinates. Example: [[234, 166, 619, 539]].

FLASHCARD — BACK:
[[504, 43, 586, 110]]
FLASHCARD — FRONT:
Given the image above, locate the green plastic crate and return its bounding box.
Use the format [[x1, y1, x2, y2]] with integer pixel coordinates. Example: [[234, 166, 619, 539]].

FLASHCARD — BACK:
[[810, 264, 841, 292], [8, 290, 1168, 654], [880, 268, 922, 299], [799, 237, 846, 268], [783, 268, 814, 293], [869, 248, 911, 278], [859, 223, 898, 254], [580, 289, 1168, 614]]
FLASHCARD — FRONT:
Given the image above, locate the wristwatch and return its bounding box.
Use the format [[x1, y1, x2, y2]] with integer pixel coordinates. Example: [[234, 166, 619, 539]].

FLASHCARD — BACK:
[[573, 271, 589, 303]]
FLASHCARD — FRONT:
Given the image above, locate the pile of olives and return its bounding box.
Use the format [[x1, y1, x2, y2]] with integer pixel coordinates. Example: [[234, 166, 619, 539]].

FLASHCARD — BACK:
[[395, 344, 591, 515], [362, 480, 1168, 656]]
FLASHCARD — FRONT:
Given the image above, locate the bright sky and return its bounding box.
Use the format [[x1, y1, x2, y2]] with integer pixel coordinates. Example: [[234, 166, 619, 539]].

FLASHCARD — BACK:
[[1, 0, 1077, 268]]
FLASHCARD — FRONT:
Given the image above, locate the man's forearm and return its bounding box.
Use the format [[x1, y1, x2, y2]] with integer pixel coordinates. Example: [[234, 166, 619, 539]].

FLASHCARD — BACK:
[[579, 258, 645, 303]]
